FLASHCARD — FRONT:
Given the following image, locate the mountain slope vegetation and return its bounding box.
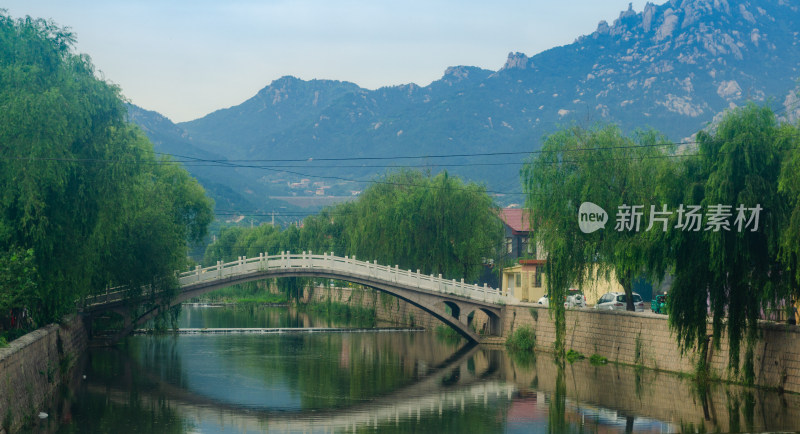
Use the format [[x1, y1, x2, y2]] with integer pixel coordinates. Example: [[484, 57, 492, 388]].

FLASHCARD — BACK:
[[132, 0, 800, 213]]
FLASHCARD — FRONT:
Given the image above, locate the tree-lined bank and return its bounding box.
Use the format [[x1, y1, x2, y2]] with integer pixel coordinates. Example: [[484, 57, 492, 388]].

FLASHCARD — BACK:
[[0, 14, 213, 342], [524, 104, 800, 378]]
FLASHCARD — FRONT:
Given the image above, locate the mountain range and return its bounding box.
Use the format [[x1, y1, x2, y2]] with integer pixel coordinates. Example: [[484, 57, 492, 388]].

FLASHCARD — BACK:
[[129, 0, 800, 221]]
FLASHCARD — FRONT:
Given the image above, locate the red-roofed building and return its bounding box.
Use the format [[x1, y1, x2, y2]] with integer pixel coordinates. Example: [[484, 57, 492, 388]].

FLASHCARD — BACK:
[[498, 208, 533, 258], [497, 208, 624, 304], [498, 208, 547, 302]]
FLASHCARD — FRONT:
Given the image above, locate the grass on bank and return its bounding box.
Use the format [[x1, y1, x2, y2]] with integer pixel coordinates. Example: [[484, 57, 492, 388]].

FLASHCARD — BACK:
[[505, 326, 536, 352], [0, 323, 34, 347]]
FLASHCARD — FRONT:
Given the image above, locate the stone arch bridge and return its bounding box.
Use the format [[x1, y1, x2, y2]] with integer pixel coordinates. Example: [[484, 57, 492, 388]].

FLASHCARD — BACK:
[[82, 252, 520, 344]]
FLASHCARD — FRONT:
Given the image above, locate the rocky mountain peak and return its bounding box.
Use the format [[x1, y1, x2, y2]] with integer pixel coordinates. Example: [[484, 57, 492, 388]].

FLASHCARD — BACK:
[[642, 2, 658, 31], [136, 0, 800, 212], [582, 0, 790, 44], [618, 3, 637, 20], [501, 52, 531, 70], [443, 65, 472, 80]]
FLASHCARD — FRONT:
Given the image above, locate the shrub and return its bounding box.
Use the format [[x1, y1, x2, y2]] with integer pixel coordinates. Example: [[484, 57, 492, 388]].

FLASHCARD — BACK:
[[589, 354, 608, 365], [506, 325, 536, 352], [566, 349, 585, 363]]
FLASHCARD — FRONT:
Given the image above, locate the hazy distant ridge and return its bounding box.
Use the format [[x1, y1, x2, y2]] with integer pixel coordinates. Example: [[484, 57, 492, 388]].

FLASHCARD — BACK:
[[130, 0, 800, 212]]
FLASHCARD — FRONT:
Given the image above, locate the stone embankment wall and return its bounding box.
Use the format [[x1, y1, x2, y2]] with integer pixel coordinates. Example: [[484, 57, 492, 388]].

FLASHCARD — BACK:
[[301, 285, 800, 392], [0, 315, 87, 433], [505, 304, 800, 393]]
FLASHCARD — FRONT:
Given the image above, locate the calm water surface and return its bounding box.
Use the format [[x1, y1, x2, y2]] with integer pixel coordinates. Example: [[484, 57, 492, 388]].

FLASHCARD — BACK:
[[40, 305, 800, 433]]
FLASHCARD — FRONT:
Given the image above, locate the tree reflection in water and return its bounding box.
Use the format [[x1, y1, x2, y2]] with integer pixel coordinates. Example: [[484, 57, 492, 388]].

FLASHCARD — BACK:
[[46, 305, 800, 433]]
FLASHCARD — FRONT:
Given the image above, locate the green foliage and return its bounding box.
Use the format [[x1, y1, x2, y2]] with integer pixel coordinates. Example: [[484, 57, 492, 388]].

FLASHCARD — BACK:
[[435, 324, 463, 342], [549, 367, 568, 434], [151, 304, 182, 334], [191, 282, 289, 304], [0, 13, 213, 331], [779, 124, 800, 289], [507, 345, 537, 368], [522, 125, 674, 357], [202, 223, 296, 265], [203, 168, 503, 284], [344, 169, 503, 281], [89, 313, 124, 335], [524, 106, 800, 371], [0, 247, 36, 326], [303, 301, 376, 328], [565, 349, 585, 363], [635, 333, 643, 366], [505, 325, 536, 352], [668, 104, 795, 372], [226, 296, 287, 305], [589, 354, 608, 365]]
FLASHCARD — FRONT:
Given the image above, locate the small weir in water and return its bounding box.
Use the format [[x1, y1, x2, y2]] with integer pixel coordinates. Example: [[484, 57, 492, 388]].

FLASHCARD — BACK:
[[132, 327, 426, 334]]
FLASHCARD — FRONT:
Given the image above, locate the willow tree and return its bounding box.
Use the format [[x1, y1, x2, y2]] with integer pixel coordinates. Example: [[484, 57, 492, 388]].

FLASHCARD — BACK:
[[299, 202, 354, 256], [344, 169, 502, 282], [668, 104, 795, 377], [779, 127, 800, 303], [0, 13, 213, 327], [523, 125, 675, 355]]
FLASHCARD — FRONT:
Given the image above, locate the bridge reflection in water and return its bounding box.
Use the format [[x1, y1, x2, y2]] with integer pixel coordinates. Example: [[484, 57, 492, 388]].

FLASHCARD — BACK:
[[67, 329, 800, 433], [84, 339, 513, 433]]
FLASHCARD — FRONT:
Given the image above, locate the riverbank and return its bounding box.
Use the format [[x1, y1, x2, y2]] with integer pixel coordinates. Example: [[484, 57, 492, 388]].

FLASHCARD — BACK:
[[0, 315, 87, 433], [298, 284, 800, 393], [502, 304, 800, 393], [6, 282, 798, 433]]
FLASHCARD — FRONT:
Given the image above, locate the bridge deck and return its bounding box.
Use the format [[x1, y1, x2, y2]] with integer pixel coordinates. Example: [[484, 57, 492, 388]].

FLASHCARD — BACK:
[[84, 252, 520, 309]]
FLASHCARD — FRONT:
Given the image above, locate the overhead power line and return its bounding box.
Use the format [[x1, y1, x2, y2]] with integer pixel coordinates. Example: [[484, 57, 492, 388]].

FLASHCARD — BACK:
[[0, 139, 705, 168], [153, 140, 697, 164]]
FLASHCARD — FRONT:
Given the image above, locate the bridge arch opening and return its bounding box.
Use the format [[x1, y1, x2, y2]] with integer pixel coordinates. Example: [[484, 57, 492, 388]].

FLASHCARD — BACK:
[[461, 308, 502, 336], [442, 301, 461, 320]]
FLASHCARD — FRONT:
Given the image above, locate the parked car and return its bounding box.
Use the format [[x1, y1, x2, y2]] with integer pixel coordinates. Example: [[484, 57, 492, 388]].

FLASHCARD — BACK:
[[651, 292, 667, 314], [595, 291, 645, 312], [565, 288, 587, 308], [538, 289, 587, 308], [537, 294, 549, 307]]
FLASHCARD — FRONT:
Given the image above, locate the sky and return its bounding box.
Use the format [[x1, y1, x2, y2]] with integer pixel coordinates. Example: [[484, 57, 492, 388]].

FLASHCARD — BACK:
[[4, 1, 668, 123]]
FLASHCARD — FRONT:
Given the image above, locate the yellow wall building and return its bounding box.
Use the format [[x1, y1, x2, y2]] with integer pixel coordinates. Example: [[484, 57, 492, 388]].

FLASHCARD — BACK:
[[501, 260, 547, 303], [501, 262, 624, 305], [496, 208, 624, 305]]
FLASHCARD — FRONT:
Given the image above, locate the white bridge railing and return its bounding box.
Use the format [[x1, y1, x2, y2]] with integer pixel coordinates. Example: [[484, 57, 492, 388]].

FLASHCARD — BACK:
[[85, 252, 519, 308]]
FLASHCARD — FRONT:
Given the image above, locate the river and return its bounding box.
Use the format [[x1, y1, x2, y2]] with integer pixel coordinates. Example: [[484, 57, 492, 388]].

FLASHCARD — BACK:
[[38, 304, 800, 433]]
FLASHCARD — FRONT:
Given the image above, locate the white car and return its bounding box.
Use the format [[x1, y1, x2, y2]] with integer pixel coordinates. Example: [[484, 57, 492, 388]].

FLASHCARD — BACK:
[[595, 291, 645, 312], [565, 289, 587, 308], [537, 289, 586, 308]]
